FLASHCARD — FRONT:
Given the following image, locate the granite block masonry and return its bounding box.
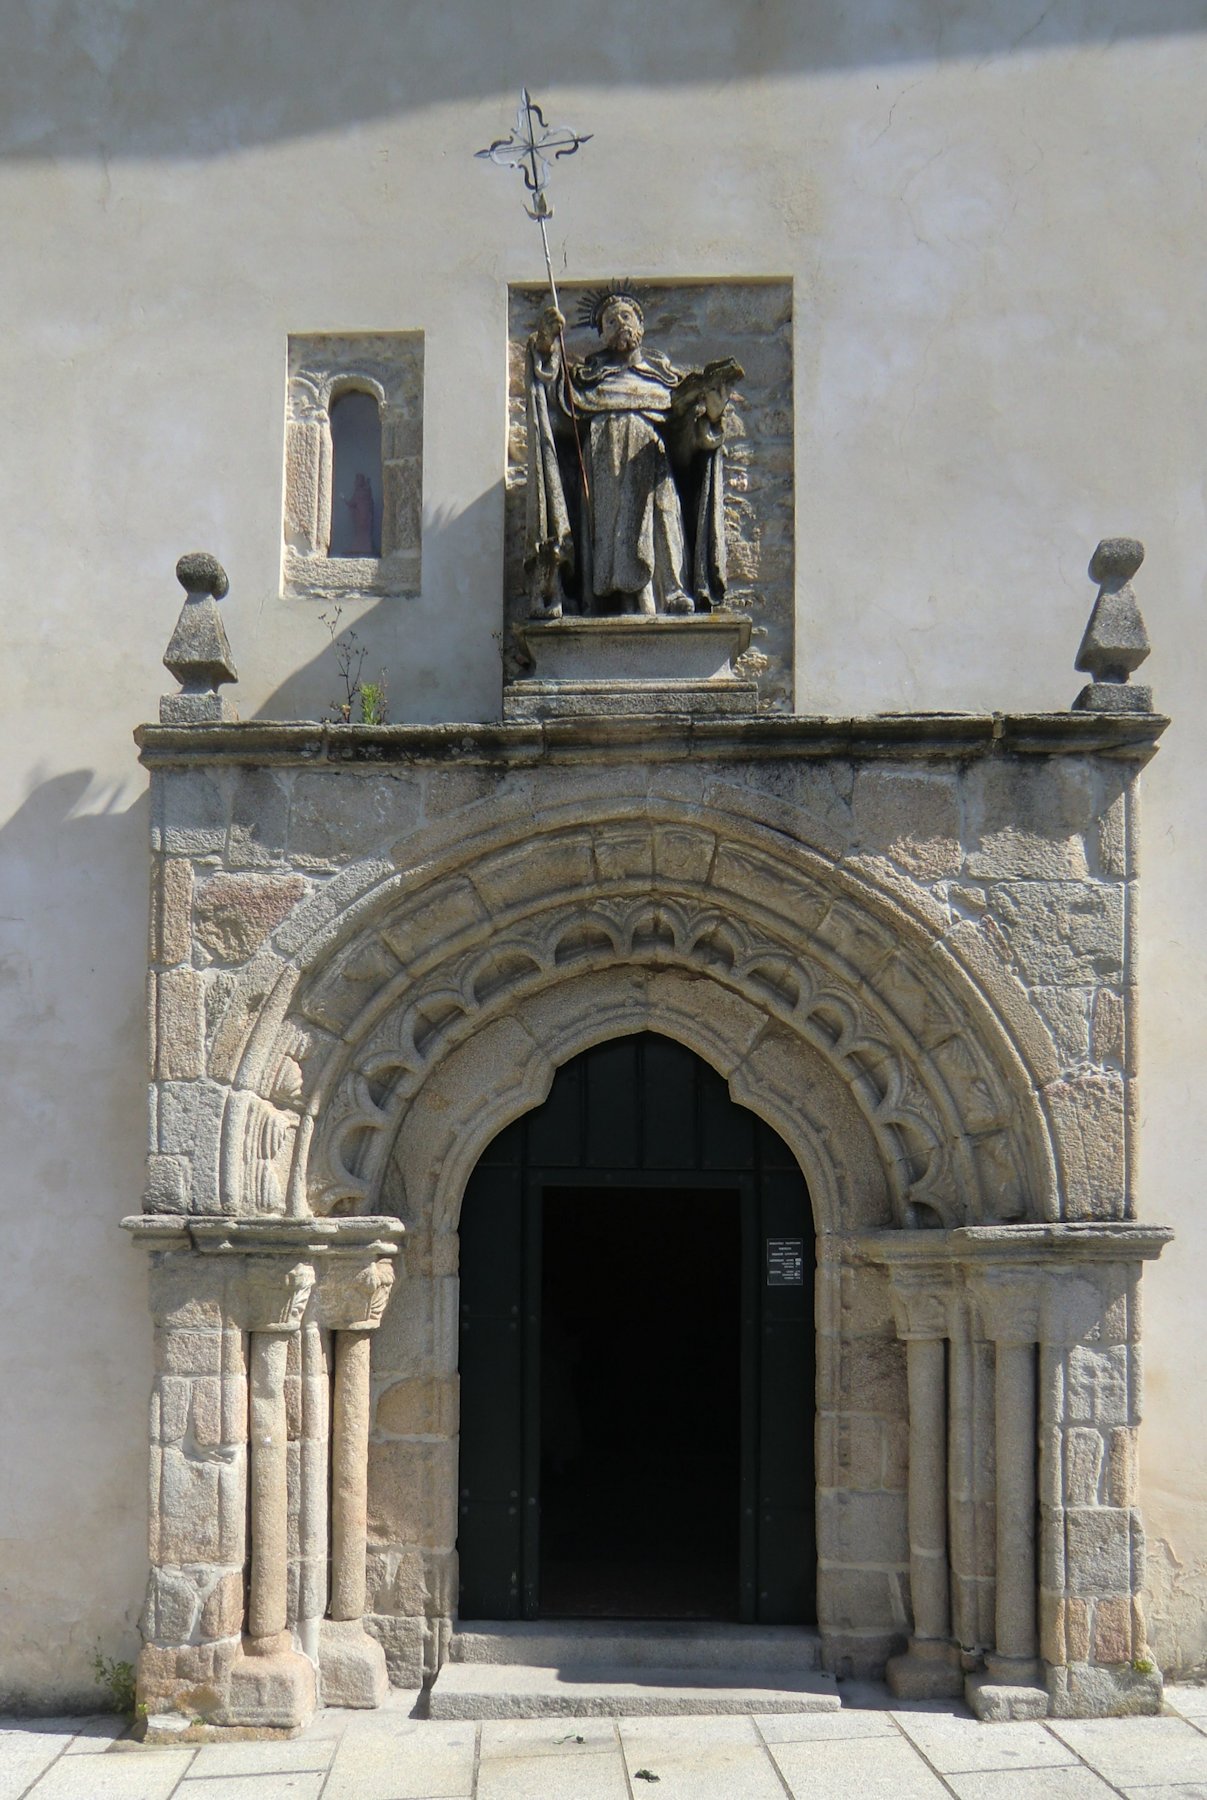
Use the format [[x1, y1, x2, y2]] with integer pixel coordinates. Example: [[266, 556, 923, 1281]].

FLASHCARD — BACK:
[[126, 687, 1171, 1732]]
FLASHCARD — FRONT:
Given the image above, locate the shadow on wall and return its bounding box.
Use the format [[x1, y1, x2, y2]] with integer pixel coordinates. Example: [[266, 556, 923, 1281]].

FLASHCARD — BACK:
[[255, 487, 504, 725], [0, 770, 154, 1709], [2, 0, 1203, 160]]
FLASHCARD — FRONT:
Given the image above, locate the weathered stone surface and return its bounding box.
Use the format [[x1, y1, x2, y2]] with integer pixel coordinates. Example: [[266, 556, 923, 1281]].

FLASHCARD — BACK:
[[365, 1613, 427, 1687], [1091, 988, 1127, 1070], [138, 1637, 239, 1717], [1091, 1593, 1134, 1662], [1108, 1426, 1139, 1507], [988, 882, 1123, 988], [1066, 1427, 1105, 1505], [227, 770, 291, 869], [1066, 1506, 1133, 1596], [367, 1439, 458, 1550], [319, 1618, 390, 1706], [851, 769, 962, 880], [143, 1567, 201, 1644], [816, 1490, 909, 1567], [815, 1566, 903, 1633], [156, 857, 195, 965], [1047, 1659, 1162, 1717], [1066, 1345, 1131, 1427], [291, 772, 421, 866], [376, 1376, 457, 1438], [152, 767, 231, 856], [965, 760, 1097, 880], [152, 968, 205, 1080], [1046, 1073, 1127, 1220], [145, 1152, 190, 1213], [221, 1646, 316, 1730], [199, 1570, 246, 1641], [194, 873, 306, 963]]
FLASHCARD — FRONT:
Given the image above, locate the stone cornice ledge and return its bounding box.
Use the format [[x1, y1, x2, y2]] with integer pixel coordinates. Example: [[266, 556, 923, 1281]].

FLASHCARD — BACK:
[[122, 1214, 405, 1256], [854, 1222, 1174, 1265], [135, 710, 1170, 770]]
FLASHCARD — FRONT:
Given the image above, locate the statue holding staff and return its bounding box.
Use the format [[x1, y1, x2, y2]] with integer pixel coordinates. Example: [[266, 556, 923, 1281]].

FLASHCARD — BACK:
[[525, 285, 743, 618], [477, 93, 743, 620]]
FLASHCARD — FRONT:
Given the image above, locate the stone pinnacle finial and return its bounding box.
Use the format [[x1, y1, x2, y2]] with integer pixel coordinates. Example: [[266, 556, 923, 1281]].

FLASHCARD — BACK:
[[1071, 536, 1153, 714], [161, 553, 239, 724]]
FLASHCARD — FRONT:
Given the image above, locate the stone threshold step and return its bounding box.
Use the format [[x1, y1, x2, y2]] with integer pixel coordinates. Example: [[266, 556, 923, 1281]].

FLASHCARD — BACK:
[[450, 1622, 825, 1671], [428, 1662, 841, 1719]]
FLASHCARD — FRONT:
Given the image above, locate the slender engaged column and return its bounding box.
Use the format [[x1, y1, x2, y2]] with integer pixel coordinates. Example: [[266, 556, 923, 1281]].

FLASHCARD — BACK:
[[964, 1262, 1047, 1720], [886, 1266, 962, 1699], [248, 1331, 291, 1645], [317, 1254, 397, 1710], [990, 1339, 1039, 1673], [906, 1336, 950, 1641], [297, 1322, 331, 1659], [331, 1329, 373, 1622]]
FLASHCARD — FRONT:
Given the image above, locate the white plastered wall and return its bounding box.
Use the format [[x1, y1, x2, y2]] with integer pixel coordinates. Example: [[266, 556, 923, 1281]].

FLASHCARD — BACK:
[[0, 2, 1204, 1702]]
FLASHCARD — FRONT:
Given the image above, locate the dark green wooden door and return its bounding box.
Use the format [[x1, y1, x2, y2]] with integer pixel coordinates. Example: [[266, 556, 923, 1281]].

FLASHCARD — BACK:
[[457, 1034, 815, 1623]]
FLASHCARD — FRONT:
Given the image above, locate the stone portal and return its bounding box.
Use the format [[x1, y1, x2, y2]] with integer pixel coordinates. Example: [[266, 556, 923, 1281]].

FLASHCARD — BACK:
[[128, 684, 1170, 1731]]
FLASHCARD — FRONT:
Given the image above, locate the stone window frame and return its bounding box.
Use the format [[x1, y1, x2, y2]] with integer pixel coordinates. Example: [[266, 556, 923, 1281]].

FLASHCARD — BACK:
[[283, 332, 423, 600]]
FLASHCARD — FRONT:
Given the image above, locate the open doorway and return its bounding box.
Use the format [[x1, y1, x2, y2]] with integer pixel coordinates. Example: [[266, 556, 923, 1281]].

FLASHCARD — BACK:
[[539, 1184, 741, 1619], [457, 1034, 815, 1625]]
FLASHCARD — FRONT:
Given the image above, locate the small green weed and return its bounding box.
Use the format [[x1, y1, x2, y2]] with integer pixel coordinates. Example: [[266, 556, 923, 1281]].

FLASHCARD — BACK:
[[91, 1648, 139, 1717]]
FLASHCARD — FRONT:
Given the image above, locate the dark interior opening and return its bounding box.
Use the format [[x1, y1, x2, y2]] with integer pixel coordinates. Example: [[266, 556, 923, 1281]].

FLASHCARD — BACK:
[[538, 1183, 741, 1619]]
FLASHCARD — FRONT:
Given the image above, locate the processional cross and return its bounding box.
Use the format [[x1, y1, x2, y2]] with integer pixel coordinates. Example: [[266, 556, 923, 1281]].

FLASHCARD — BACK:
[[477, 90, 594, 513], [475, 88, 592, 314]]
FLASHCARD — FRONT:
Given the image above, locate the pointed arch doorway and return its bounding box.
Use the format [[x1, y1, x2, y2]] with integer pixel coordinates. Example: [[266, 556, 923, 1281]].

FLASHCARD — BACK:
[[457, 1032, 815, 1626]]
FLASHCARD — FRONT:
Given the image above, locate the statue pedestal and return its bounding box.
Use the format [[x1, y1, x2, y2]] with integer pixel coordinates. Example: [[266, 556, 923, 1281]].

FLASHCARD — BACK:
[[504, 614, 758, 722]]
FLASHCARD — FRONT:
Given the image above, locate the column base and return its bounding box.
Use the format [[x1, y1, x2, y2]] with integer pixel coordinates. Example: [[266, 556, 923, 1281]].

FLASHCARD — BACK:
[[319, 1619, 390, 1708], [218, 1639, 316, 1731], [887, 1638, 964, 1700], [966, 1662, 1049, 1721]]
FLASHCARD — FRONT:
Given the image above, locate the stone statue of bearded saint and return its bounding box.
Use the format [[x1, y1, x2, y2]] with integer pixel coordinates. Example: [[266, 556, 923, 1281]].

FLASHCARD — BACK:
[[524, 285, 743, 619]]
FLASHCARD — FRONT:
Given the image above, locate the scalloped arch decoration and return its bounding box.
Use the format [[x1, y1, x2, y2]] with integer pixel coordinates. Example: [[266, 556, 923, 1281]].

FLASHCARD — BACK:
[[215, 803, 1061, 1234]]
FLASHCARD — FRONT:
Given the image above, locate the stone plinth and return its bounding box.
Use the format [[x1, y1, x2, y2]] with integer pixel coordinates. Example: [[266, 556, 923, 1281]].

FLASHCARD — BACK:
[[504, 614, 758, 720]]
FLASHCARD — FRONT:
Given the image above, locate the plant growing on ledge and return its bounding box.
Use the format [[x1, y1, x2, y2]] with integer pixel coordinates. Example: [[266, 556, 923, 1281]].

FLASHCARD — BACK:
[[319, 606, 390, 724]]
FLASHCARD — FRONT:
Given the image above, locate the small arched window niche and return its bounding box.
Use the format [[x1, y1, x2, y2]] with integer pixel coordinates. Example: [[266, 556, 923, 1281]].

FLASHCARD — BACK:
[[328, 390, 383, 558], [284, 332, 423, 599]]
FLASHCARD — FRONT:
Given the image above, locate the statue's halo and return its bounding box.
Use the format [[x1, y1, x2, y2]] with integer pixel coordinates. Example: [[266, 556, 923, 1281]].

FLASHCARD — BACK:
[[576, 281, 646, 334]]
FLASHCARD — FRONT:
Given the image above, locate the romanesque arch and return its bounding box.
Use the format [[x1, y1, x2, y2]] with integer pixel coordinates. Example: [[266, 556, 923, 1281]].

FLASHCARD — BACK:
[[210, 792, 1063, 1239]]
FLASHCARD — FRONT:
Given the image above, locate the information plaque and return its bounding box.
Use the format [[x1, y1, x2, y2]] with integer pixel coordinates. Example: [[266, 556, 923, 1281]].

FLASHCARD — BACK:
[[766, 1238, 805, 1286]]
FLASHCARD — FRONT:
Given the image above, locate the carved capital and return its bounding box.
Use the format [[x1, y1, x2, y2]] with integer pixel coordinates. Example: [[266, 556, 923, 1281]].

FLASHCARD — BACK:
[[888, 1265, 957, 1341], [243, 1259, 315, 1332], [969, 1266, 1043, 1346], [317, 1257, 396, 1331]]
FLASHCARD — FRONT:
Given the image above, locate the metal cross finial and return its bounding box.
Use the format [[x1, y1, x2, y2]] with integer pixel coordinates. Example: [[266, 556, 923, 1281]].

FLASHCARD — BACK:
[[477, 88, 594, 521], [476, 88, 592, 225]]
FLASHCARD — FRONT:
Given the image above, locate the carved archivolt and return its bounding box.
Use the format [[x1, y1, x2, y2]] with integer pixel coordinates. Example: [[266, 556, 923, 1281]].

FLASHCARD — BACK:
[[214, 806, 1060, 1233]]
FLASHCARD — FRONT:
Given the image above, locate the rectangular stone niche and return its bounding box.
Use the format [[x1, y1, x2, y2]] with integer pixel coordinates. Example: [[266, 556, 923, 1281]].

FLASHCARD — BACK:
[[283, 332, 424, 600], [505, 280, 794, 710]]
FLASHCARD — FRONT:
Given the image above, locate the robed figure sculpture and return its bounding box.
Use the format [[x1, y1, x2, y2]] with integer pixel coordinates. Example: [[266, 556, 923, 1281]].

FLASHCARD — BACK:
[[524, 285, 743, 618]]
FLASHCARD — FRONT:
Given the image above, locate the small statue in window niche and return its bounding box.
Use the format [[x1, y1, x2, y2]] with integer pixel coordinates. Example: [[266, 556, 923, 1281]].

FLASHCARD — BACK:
[[524, 284, 743, 619], [344, 471, 377, 558]]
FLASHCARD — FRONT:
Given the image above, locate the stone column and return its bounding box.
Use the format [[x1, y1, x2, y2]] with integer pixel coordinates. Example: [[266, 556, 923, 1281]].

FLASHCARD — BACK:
[[885, 1269, 963, 1699], [247, 1331, 292, 1645], [966, 1265, 1048, 1721], [947, 1300, 995, 1657], [222, 1259, 317, 1730], [318, 1258, 397, 1707], [296, 1322, 330, 1661], [331, 1330, 373, 1621]]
